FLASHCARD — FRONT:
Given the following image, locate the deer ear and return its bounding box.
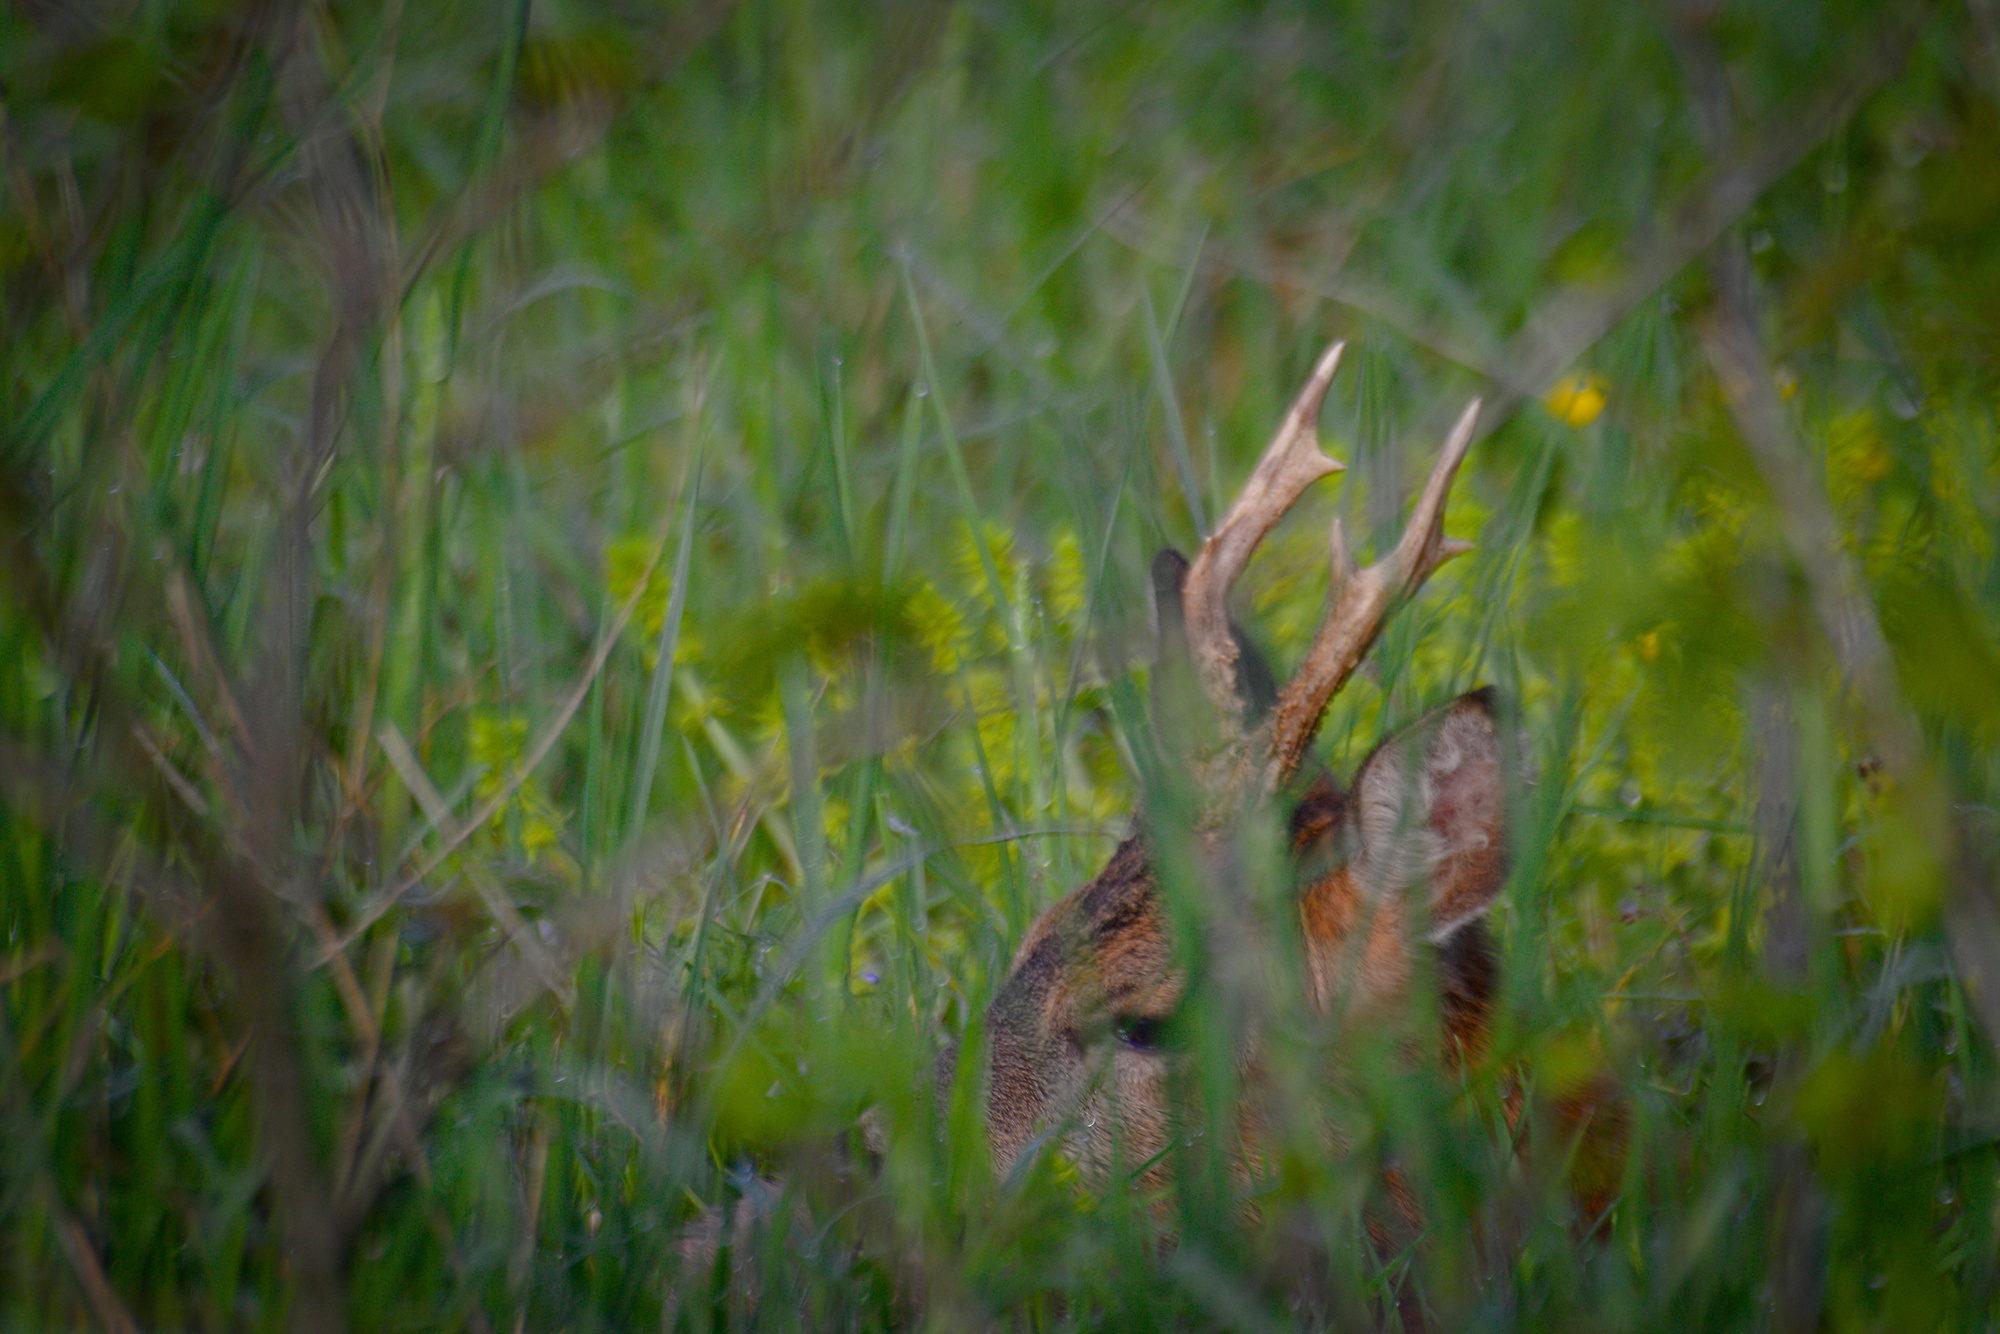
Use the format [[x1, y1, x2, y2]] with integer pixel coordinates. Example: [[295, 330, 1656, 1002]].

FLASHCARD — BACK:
[[1346, 689, 1508, 940], [1151, 547, 1278, 723], [1152, 548, 1191, 655]]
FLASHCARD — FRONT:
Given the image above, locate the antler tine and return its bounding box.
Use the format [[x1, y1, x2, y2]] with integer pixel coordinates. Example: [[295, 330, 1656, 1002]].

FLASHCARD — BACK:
[[1262, 397, 1483, 791], [1182, 341, 1348, 727], [1386, 397, 1481, 586]]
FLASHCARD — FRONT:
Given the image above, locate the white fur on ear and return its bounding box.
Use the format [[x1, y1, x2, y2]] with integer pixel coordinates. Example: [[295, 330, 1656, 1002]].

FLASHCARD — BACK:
[[1349, 743, 1446, 903], [1348, 693, 1508, 941]]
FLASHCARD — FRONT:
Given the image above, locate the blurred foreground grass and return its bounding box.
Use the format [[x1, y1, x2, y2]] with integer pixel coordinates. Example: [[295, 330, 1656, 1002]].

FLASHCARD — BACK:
[[6, 2, 2000, 1329]]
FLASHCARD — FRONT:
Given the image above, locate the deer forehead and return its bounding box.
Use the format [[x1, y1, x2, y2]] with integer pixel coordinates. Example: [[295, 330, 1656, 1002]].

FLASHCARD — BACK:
[[1000, 853, 1183, 1033], [1071, 862, 1181, 1015]]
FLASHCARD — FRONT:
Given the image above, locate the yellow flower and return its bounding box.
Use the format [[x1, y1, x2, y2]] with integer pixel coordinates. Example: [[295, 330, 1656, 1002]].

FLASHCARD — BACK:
[[467, 712, 568, 861], [908, 579, 968, 674], [1544, 374, 1608, 428], [1046, 530, 1087, 620], [470, 713, 530, 798], [605, 535, 671, 642], [522, 807, 562, 857]]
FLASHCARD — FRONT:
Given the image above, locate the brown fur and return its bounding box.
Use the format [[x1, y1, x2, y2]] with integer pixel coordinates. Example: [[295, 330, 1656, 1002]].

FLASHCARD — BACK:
[[981, 690, 1514, 1184], [985, 834, 1180, 1180], [969, 355, 1622, 1303]]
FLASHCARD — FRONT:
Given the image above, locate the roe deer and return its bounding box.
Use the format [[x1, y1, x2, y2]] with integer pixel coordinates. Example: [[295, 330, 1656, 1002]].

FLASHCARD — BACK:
[[679, 346, 1615, 1327], [975, 344, 1595, 1213]]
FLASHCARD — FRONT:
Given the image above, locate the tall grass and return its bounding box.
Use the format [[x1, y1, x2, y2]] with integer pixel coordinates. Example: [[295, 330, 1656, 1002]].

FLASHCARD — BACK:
[[4, 1, 1999, 1329]]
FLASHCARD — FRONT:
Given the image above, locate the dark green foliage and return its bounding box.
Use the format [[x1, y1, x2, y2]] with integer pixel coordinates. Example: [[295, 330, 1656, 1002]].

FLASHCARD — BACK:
[[4, 1, 2000, 1329]]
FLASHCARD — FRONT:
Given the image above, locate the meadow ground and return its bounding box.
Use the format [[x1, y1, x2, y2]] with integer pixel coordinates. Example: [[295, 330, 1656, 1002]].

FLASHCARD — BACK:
[[5, 3, 2000, 1330]]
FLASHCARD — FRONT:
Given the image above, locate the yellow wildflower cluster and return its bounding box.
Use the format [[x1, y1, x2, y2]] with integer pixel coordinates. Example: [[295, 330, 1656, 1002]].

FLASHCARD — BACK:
[[1544, 373, 1608, 428], [468, 712, 566, 860]]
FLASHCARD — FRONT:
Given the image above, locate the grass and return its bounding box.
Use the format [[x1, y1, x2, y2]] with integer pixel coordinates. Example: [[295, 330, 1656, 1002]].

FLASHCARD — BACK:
[[4, 1, 2000, 1329]]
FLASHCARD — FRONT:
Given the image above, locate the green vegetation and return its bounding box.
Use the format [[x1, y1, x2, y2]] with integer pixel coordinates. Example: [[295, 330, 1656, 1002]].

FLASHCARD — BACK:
[[5, 2, 2000, 1329]]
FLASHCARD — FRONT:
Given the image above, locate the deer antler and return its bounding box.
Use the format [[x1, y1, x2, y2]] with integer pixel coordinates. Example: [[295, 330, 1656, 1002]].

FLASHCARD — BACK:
[[1262, 397, 1481, 791], [1181, 341, 1348, 732], [1179, 344, 1481, 808]]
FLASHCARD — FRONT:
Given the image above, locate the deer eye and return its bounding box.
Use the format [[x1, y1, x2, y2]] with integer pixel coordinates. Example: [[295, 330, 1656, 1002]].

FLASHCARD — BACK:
[[1113, 1013, 1169, 1050]]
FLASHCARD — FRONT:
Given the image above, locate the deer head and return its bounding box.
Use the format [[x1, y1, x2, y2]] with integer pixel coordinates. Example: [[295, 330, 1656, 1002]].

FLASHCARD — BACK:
[[979, 343, 1503, 1185]]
